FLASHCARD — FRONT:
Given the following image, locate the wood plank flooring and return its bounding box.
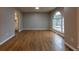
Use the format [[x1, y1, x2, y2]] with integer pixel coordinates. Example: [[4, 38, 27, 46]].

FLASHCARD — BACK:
[[0, 30, 67, 51]]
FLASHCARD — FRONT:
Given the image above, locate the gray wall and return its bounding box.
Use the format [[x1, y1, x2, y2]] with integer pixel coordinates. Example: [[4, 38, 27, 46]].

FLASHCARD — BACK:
[[0, 8, 15, 44], [23, 13, 50, 30], [0, 7, 23, 44]]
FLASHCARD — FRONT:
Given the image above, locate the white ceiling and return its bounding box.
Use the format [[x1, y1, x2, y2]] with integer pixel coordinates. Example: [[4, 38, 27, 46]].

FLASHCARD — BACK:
[[16, 7, 56, 13]]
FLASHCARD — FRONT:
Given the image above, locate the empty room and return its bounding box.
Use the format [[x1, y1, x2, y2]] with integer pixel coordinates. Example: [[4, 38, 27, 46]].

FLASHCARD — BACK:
[[0, 7, 78, 51]]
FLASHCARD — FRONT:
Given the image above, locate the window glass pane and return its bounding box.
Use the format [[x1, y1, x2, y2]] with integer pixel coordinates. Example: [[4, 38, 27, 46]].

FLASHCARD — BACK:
[[52, 11, 64, 33], [62, 18, 64, 32]]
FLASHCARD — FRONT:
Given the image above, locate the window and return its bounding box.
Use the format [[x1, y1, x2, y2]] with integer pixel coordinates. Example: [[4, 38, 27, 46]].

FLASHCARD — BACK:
[[52, 11, 64, 33]]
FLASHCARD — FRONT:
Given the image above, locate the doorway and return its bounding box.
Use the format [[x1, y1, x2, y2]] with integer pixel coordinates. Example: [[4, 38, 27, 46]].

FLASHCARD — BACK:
[[14, 11, 19, 33]]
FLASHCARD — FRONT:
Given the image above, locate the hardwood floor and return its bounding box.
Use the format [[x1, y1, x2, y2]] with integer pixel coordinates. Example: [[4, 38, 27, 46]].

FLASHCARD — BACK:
[[0, 30, 68, 51]]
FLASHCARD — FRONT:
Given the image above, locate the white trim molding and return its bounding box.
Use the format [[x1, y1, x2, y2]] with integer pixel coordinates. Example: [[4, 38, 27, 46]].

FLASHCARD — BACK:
[[19, 29, 23, 32], [23, 28, 49, 30], [65, 42, 78, 51], [0, 34, 15, 45], [52, 29, 64, 37]]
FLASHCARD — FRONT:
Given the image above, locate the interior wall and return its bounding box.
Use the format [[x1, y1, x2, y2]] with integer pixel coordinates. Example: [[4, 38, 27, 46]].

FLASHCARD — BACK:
[[77, 8, 79, 49], [64, 7, 77, 49], [0, 7, 23, 44], [0, 7, 15, 44], [0, 8, 5, 42], [23, 13, 50, 30]]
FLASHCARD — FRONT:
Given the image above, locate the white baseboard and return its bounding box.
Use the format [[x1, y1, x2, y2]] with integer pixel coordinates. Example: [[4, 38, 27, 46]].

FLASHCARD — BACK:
[[0, 34, 15, 45], [23, 28, 49, 30], [52, 29, 64, 37], [19, 29, 23, 32], [65, 42, 77, 51]]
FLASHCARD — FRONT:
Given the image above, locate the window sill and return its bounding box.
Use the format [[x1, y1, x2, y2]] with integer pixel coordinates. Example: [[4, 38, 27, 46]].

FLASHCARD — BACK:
[[52, 29, 64, 38]]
